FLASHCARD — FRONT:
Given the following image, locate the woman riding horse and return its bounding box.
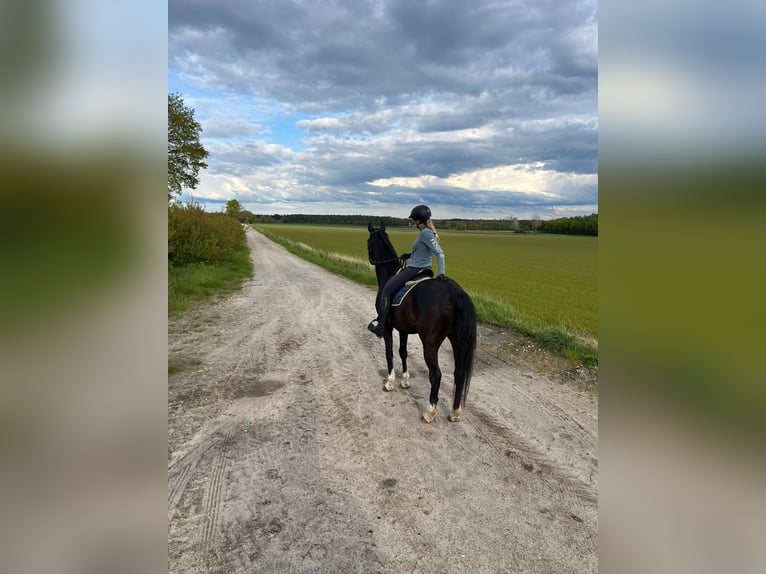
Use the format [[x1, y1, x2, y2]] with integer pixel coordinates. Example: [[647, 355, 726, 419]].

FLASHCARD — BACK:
[[366, 214, 477, 422], [367, 204, 446, 337]]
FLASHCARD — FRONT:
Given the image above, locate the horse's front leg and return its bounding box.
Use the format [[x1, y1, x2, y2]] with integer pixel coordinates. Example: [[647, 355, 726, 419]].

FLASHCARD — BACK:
[[398, 333, 410, 389], [383, 327, 396, 391]]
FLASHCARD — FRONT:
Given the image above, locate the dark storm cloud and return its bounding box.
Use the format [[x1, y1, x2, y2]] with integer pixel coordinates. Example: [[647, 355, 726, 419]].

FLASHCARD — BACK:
[[170, 0, 595, 110]]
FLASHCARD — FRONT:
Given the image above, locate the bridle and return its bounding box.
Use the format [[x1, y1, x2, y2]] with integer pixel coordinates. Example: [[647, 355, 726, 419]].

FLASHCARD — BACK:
[[367, 229, 402, 266]]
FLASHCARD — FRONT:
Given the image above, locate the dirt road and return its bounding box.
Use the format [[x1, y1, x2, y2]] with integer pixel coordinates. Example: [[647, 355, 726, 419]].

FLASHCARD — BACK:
[[168, 227, 598, 574]]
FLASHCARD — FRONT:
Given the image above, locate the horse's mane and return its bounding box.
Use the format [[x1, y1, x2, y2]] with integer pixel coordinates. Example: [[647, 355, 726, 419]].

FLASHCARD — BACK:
[[367, 226, 397, 261], [379, 231, 397, 259]]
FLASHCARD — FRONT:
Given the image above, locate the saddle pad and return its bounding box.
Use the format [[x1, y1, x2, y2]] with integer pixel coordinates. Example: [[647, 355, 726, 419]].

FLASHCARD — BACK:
[[392, 277, 431, 306]]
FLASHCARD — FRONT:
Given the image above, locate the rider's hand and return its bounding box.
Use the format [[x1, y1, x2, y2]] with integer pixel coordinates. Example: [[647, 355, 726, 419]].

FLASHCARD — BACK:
[[437, 273, 447, 280], [400, 253, 411, 260]]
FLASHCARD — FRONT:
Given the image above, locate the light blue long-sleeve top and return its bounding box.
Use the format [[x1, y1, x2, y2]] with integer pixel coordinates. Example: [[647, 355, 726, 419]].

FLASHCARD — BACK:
[[407, 226, 445, 275]]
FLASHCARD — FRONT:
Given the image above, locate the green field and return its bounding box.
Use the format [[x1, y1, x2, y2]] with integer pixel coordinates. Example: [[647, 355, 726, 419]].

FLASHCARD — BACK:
[[254, 224, 597, 355]]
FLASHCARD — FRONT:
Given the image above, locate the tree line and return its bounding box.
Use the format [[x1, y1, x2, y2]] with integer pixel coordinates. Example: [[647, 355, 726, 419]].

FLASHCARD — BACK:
[[538, 213, 597, 236], [237, 212, 598, 236]]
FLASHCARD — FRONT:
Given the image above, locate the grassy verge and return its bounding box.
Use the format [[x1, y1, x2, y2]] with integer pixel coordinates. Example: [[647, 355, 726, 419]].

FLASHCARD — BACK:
[[168, 244, 253, 314], [251, 223, 597, 339], [257, 226, 376, 286], [255, 226, 597, 367], [471, 294, 598, 367]]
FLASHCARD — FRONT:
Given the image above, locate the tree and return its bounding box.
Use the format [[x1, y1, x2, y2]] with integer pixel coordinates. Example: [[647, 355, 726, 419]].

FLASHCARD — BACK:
[[237, 210, 257, 224], [225, 199, 242, 219], [168, 93, 209, 201]]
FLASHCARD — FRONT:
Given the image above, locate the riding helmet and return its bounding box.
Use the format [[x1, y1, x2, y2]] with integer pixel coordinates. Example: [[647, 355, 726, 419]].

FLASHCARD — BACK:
[[409, 204, 431, 222]]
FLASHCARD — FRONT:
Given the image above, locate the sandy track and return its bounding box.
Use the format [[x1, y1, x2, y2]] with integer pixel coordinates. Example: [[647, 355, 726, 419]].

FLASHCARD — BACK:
[[168, 227, 598, 573]]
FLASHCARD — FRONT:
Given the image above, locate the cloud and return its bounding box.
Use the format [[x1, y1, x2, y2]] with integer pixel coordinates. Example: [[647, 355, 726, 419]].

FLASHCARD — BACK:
[[169, 0, 598, 218], [369, 163, 596, 197], [202, 117, 264, 138]]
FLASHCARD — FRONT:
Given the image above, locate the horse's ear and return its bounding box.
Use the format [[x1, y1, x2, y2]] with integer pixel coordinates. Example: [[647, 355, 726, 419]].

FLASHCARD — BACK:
[[368, 222, 374, 233], [380, 220, 386, 231]]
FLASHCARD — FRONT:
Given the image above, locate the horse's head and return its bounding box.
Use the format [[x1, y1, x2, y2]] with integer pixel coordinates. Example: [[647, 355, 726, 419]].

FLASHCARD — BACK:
[[367, 220, 396, 266], [367, 220, 385, 233]]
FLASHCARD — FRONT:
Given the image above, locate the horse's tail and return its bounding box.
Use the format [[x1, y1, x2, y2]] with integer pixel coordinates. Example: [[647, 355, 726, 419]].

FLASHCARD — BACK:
[[446, 279, 477, 409]]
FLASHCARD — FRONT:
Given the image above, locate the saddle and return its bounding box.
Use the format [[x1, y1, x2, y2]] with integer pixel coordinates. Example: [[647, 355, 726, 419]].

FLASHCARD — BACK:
[[392, 270, 433, 307], [408, 268, 434, 281]]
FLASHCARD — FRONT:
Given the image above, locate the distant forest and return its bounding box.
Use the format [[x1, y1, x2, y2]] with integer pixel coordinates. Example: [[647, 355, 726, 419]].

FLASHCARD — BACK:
[[239, 212, 597, 236]]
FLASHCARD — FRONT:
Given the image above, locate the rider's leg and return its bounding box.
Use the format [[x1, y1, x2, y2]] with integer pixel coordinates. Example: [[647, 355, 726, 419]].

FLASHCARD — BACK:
[[368, 267, 420, 337]]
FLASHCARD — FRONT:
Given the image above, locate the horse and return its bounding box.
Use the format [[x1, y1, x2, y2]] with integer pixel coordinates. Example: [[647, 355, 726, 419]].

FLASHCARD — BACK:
[[367, 221, 477, 422]]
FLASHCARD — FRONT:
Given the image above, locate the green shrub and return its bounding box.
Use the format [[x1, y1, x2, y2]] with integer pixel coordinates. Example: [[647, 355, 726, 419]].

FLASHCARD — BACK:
[[169, 202, 245, 265]]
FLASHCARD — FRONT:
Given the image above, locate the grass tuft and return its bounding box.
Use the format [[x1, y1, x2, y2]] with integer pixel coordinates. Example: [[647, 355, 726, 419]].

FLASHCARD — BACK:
[[537, 327, 577, 353], [536, 327, 598, 367], [169, 245, 253, 313]]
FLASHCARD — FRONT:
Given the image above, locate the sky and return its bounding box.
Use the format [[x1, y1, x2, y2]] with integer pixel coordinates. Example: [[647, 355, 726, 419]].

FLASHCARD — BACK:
[[168, 0, 598, 220]]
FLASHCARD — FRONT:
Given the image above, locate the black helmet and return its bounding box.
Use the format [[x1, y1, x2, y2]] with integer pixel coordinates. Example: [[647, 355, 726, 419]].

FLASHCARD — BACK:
[[409, 204, 431, 222]]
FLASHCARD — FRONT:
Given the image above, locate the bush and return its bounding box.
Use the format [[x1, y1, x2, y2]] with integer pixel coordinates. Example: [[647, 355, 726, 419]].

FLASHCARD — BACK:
[[169, 202, 245, 265]]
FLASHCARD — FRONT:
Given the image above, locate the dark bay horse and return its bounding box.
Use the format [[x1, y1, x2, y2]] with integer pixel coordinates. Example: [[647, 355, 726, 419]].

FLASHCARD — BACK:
[[367, 222, 477, 422]]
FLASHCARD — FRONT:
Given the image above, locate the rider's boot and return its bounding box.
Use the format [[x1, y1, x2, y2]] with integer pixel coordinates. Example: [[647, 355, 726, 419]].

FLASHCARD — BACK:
[[367, 297, 391, 338]]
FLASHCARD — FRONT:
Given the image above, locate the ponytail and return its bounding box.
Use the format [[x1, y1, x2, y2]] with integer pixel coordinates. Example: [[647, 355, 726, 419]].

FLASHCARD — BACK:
[[425, 219, 440, 241]]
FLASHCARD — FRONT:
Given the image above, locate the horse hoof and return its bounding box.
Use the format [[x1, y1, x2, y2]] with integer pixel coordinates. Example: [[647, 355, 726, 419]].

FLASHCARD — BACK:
[[400, 373, 410, 389], [422, 404, 437, 423], [384, 371, 395, 392], [449, 408, 462, 422]]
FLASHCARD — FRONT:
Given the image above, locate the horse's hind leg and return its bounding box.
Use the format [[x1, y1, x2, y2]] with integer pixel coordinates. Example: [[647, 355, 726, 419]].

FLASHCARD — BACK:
[[398, 333, 410, 388], [421, 343, 442, 423], [449, 405, 462, 422], [449, 342, 461, 421]]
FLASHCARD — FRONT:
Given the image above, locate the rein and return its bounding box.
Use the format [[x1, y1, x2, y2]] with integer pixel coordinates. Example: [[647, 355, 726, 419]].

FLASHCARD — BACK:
[[368, 255, 400, 265]]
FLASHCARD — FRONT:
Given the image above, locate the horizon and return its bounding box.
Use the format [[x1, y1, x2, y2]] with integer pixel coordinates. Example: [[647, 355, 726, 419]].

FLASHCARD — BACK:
[[188, 203, 597, 222]]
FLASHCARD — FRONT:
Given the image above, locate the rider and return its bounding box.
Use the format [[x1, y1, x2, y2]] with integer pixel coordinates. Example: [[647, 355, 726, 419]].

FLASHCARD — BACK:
[[367, 204, 446, 338]]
